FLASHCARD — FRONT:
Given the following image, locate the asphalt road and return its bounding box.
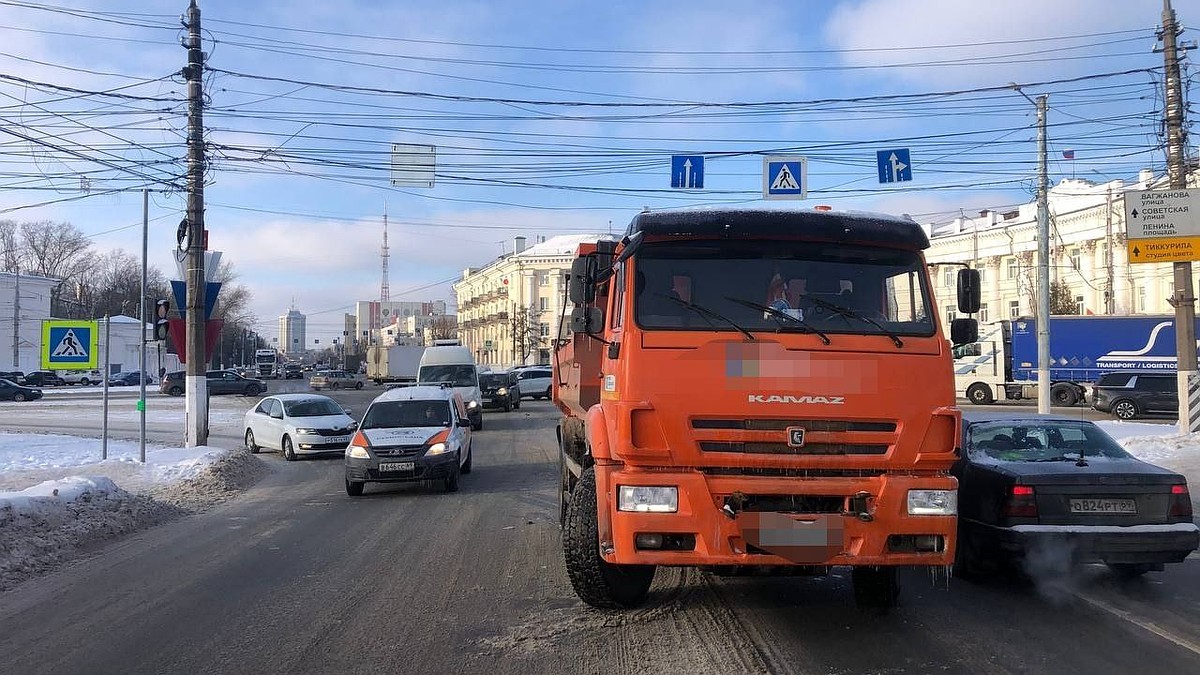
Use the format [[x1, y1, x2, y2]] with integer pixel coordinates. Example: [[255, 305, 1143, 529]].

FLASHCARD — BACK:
[[0, 396, 1197, 674]]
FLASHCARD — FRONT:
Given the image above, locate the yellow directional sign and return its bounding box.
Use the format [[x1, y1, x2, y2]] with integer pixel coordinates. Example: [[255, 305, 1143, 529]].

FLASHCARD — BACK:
[[1127, 235, 1200, 264], [41, 320, 99, 369]]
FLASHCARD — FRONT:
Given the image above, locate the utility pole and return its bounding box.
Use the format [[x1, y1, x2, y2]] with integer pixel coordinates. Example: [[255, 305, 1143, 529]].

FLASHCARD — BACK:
[[1161, 0, 1198, 433], [183, 0, 208, 446], [12, 265, 19, 368], [1034, 95, 1051, 414], [139, 188, 148, 462]]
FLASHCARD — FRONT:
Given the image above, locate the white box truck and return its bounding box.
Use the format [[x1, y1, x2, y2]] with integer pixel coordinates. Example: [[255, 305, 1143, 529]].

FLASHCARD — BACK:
[[367, 345, 426, 385]]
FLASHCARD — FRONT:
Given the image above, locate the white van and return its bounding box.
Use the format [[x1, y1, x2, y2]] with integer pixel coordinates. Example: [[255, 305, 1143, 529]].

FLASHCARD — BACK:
[[417, 346, 484, 430]]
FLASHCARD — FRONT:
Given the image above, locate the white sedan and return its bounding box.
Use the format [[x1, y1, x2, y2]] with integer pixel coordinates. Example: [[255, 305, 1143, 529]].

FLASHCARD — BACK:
[[244, 393, 358, 461]]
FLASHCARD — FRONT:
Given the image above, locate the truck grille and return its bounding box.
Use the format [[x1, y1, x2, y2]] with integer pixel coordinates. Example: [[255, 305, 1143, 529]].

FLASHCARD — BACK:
[[699, 441, 888, 455], [692, 418, 895, 432], [701, 467, 887, 478], [738, 494, 846, 514]]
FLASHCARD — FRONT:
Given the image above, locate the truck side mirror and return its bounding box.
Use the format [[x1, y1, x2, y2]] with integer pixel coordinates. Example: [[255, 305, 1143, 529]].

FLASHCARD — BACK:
[[950, 318, 979, 346], [570, 306, 604, 335], [957, 268, 981, 314], [568, 257, 595, 304]]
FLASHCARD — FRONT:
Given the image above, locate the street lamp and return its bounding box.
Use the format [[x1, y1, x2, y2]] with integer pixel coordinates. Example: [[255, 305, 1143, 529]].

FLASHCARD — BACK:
[[1011, 84, 1052, 415]]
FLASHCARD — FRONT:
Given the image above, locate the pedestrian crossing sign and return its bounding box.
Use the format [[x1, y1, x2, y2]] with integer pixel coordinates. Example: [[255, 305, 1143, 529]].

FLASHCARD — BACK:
[[42, 320, 98, 369], [763, 155, 807, 200]]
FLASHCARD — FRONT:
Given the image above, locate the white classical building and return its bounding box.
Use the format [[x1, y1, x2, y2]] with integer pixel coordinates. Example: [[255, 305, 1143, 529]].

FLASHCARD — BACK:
[[454, 234, 618, 367], [0, 271, 59, 373], [924, 169, 1197, 325]]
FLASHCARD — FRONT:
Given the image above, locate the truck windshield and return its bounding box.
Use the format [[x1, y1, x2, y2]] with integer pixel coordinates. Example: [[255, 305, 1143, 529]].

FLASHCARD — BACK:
[[634, 240, 935, 338], [418, 365, 477, 388]]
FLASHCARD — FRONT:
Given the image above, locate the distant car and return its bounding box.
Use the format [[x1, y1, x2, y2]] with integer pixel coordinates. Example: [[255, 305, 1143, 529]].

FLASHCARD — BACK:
[[0, 370, 25, 385], [479, 372, 520, 412], [515, 367, 552, 400], [310, 369, 364, 391], [953, 414, 1198, 580], [22, 370, 65, 387], [0, 378, 41, 402], [59, 369, 102, 386], [159, 370, 267, 397], [244, 393, 358, 461], [1091, 371, 1177, 420], [344, 384, 473, 496], [284, 363, 304, 379], [108, 371, 153, 386]]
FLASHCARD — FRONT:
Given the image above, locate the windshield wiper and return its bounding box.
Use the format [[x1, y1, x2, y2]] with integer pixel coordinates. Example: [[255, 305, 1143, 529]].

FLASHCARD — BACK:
[[804, 296, 905, 348], [723, 296, 830, 345], [654, 292, 756, 341]]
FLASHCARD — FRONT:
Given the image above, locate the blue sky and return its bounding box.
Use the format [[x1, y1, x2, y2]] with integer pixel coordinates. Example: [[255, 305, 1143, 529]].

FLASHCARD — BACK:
[[0, 0, 1192, 344]]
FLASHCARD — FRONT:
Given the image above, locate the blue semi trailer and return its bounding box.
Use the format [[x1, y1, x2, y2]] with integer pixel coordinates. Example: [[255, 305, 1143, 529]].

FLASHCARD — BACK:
[[953, 315, 1193, 405]]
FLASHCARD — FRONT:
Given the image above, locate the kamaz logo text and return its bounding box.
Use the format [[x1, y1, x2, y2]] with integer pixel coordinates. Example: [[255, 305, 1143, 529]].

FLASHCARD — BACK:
[[747, 394, 845, 405]]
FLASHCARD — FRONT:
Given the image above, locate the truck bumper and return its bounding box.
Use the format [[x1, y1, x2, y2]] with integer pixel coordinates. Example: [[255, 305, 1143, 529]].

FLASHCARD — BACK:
[[594, 464, 957, 567]]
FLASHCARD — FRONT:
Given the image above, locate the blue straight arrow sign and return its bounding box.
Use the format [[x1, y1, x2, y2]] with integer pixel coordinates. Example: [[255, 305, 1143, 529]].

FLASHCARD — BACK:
[[671, 155, 704, 189]]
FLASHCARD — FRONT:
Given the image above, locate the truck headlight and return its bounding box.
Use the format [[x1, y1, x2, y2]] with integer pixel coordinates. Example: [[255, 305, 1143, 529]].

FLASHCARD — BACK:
[[346, 445, 370, 459], [617, 486, 678, 513], [425, 442, 449, 456], [497, 387, 507, 396], [907, 489, 957, 515]]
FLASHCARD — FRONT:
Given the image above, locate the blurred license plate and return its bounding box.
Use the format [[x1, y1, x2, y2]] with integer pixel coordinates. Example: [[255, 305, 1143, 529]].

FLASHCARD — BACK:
[[1070, 498, 1136, 514], [379, 462, 415, 472], [328, 436, 349, 444]]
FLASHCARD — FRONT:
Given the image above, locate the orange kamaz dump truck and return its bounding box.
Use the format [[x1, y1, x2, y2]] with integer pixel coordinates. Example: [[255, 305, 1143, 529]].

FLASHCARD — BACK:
[[553, 207, 980, 610]]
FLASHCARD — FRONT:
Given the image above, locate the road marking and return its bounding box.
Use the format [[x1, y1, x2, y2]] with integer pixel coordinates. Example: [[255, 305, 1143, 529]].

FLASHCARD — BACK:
[[1074, 591, 1200, 657]]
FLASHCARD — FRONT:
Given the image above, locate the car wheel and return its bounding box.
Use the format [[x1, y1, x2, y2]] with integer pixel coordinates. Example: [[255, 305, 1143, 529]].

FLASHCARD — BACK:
[[545, 386, 553, 400], [13, 392, 26, 402], [169, 386, 183, 397], [966, 383, 994, 405], [355, 381, 363, 390], [461, 443, 473, 474], [245, 429, 260, 454], [444, 459, 460, 492], [503, 399, 512, 412], [245, 385, 261, 397], [332, 381, 340, 390], [79, 377, 90, 386], [562, 467, 655, 608], [281, 436, 296, 461], [852, 566, 900, 613], [472, 416, 483, 431], [345, 479, 364, 497], [1112, 399, 1139, 420]]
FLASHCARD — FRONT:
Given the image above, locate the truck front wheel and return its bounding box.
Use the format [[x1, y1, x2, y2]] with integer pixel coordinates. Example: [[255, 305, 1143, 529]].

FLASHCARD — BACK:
[[965, 383, 994, 405], [562, 467, 655, 609], [1050, 383, 1079, 407]]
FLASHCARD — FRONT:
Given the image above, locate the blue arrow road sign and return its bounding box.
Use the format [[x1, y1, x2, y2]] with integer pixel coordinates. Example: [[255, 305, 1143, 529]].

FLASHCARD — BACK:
[[876, 148, 912, 183], [671, 155, 704, 189], [763, 156, 807, 200]]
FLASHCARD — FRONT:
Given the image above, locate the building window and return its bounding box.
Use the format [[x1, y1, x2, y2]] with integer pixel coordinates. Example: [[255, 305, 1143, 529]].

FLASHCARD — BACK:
[[978, 303, 989, 323], [1068, 248, 1081, 271], [943, 268, 954, 287], [977, 267, 987, 283], [1008, 300, 1020, 318], [946, 309, 956, 326], [539, 297, 549, 311], [1137, 287, 1147, 312], [539, 323, 550, 337], [1006, 258, 1018, 280], [1075, 295, 1085, 315], [539, 271, 550, 286]]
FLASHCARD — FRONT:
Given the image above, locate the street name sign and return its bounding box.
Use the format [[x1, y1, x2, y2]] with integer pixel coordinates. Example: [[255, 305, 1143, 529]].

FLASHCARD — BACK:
[[1124, 189, 1200, 263]]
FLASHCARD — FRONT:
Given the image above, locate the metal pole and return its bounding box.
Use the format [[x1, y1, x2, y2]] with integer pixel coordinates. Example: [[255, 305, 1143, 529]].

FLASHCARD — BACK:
[[102, 315, 110, 460], [139, 189, 148, 462], [1161, 0, 1198, 434], [1105, 187, 1115, 315], [184, 0, 208, 446], [11, 265, 18, 368], [1035, 94, 1052, 414]]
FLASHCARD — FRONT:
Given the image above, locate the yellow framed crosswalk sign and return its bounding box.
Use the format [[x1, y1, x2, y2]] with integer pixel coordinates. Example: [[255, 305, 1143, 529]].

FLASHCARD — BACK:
[[42, 320, 99, 369]]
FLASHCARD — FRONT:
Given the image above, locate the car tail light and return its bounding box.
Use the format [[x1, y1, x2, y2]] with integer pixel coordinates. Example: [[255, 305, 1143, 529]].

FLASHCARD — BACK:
[[1003, 484, 1038, 518], [1169, 484, 1193, 519]]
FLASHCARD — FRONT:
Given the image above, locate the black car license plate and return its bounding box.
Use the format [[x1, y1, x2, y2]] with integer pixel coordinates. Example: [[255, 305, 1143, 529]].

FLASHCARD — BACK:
[[1069, 498, 1136, 514]]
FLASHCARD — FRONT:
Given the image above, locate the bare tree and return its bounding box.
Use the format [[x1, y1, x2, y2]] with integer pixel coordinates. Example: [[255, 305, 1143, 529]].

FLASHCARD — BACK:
[[428, 315, 457, 342], [17, 220, 94, 315], [0, 220, 19, 272], [509, 304, 545, 365]]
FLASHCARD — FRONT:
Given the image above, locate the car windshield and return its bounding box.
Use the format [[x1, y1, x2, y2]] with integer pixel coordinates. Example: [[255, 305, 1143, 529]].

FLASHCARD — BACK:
[[283, 398, 345, 417], [968, 421, 1132, 461], [633, 240, 935, 338], [361, 400, 451, 429], [418, 365, 477, 387], [480, 374, 507, 387]]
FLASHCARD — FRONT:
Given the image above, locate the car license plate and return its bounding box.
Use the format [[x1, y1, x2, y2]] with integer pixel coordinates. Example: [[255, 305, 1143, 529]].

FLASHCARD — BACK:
[[1070, 498, 1136, 514], [328, 436, 349, 444], [379, 462, 415, 472]]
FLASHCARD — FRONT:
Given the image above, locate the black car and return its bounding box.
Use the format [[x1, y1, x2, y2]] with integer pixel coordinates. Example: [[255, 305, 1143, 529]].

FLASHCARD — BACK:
[[1092, 371, 1177, 420], [284, 363, 303, 379], [21, 370, 65, 387], [479, 372, 520, 412], [953, 414, 1197, 580], [0, 378, 42, 402], [108, 371, 153, 386], [160, 370, 266, 397], [0, 370, 25, 385]]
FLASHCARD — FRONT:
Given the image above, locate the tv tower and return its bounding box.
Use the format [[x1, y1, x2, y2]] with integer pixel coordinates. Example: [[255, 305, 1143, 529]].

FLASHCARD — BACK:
[[380, 208, 390, 303]]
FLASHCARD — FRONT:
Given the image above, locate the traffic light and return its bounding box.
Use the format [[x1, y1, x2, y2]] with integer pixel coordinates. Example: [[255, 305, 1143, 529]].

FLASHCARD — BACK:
[[155, 300, 171, 340]]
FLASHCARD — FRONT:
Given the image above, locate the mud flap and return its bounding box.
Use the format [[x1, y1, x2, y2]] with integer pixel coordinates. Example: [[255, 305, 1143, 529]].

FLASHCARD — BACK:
[[738, 512, 846, 564]]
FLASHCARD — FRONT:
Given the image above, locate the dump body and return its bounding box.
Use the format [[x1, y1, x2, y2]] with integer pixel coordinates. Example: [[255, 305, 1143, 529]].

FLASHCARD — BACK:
[[555, 209, 962, 572]]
